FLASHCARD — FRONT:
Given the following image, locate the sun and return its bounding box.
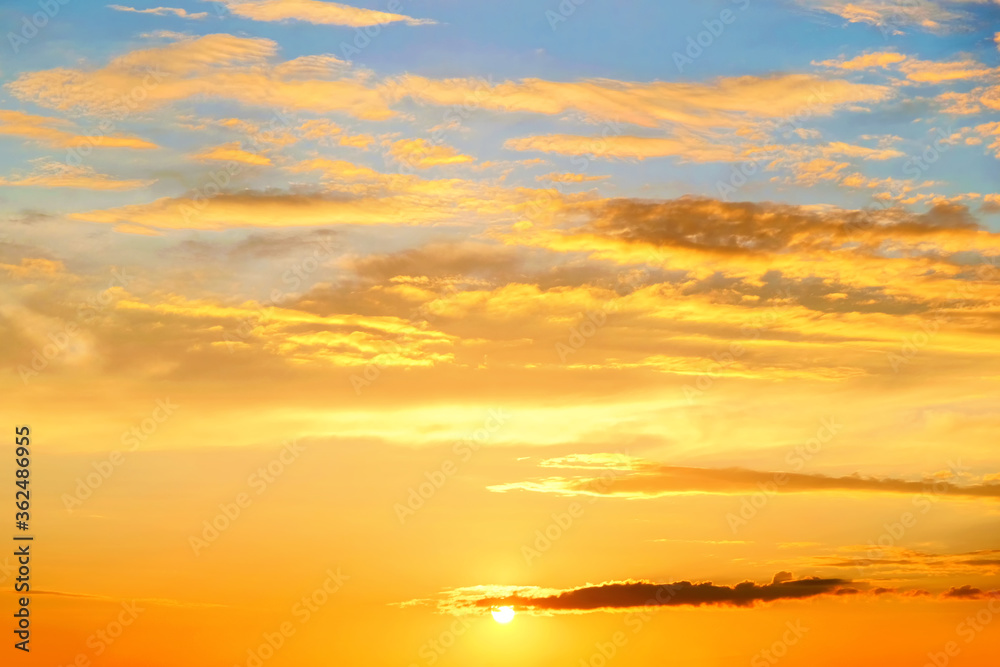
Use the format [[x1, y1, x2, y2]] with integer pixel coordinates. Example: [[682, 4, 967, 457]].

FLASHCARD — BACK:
[[491, 606, 515, 624]]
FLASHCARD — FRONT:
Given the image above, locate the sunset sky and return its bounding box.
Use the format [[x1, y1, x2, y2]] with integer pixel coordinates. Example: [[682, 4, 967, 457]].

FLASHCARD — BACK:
[[2, 0, 1000, 665]]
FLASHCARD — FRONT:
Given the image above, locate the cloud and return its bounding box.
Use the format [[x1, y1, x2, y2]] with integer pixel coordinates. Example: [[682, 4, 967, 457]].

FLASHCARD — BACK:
[[942, 585, 990, 598], [6, 34, 395, 119], [338, 133, 374, 149], [202, 116, 299, 147], [809, 547, 1000, 572], [388, 138, 475, 168], [290, 158, 384, 181], [109, 292, 456, 366], [751, 139, 906, 189], [520, 197, 993, 270], [70, 156, 564, 233], [405, 575, 853, 615], [31, 589, 226, 608], [298, 118, 343, 140], [107, 4, 209, 19], [801, 0, 977, 34], [6, 39, 892, 135], [0, 160, 155, 190], [0, 258, 66, 279], [977, 122, 1000, 157], [476, 74, 892, 163], [786, 157, 851, 185], [505, 134, 745, 162], [212, 0, 435, 26], [0, 110, 157, 149], [536, 173, 610, 183], [192, 141, 272, 165], [814, 52, 907, 70], [818, 141, 904, 160], [69, 191, 450, 232], [488, 456, 1000, 500], [201, 193, 1000, 384], [508, 134, 903, 166], [538, 453, 641, 471], [288, 265, 876, 383], [171, 228, 339, 261], [28, 191, 1000, 396], [394, 73, 891, 129], [899, 57, 997, 83], [291, 120, 372, 148]]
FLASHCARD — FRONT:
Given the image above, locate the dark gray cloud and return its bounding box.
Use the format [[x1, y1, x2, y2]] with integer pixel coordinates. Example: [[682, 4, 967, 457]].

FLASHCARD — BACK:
[[477, 575, 851, 611]]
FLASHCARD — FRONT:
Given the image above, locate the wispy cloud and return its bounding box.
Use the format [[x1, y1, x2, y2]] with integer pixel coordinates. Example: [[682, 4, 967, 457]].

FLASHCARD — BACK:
[[0, 110, 157, 149], [489, 456, 1000, 500], [0, 160, 155, 190], [402, 573, 854, 615], [107, 5, 209, 19], [210, 0, 435, 27], [799, 0, 983, 34]]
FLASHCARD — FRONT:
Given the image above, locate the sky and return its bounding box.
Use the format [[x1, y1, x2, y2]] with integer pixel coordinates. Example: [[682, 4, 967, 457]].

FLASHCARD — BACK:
[[1, 0, 1000, 666]]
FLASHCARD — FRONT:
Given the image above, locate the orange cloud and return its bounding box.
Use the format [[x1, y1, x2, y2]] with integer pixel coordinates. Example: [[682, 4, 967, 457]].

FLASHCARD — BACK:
[[214, 0, 435, 26], [0, 258, 66, 279], [803, 0, 970, 34], [808, 546, 1000, 572], [338, 133, 375, 149], [814, 51, 906, 70], [70, 193, 443, 231], [193, 142, 272, 166], [899, 57, 996, 83], [295, 120, 373, 148], [936, 89, 990, 115], [6, 37, 894, 137], [489, 458, 1000, 500], [0, 160, 155, 190], [820, 141, 904, 160], [0, 110, 157, 149], [298, 118, 343, 140], [69, 158, 564, 232], [7, 34, 395, 119], [208, 117, 299, 147], [536, 173, 610, 183], [107, 5, 208, 19], [111, 292, 455, 368], [976, 121, 1000, 157], [787, 158, 851, 185], [505, 134, 744, 162], [393, 73, 892, 128], [768, 141, 906, 188], [388, 138, 474, 168]]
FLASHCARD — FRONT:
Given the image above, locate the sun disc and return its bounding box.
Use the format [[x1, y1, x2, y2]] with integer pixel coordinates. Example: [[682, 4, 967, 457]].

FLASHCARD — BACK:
[[491, 606, 515, 623]]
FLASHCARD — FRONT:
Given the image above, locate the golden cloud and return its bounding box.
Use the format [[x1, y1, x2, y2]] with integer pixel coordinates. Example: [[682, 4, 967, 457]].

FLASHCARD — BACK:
[[192, 142, 272, 166], [0, 110, 157, 149], [388, 138, 475, 168], [900, 57, 997, 83], [504, 134, 744, 162], [214, 0, 435, 27], [7, 34, 396, 119], [107, 5, 208, 19], [393, 73, 892, 128], [814, 51, 907, 70], [0, 160, 155, 190]]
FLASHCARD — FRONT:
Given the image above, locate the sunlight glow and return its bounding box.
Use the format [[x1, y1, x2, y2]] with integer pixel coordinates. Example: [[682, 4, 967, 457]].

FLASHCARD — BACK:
[[491, 606, 515, 624]]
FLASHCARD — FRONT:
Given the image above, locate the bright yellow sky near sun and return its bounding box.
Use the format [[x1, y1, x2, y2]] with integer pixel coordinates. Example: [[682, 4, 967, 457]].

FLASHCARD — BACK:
[[2, 0, 1000, 666]]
